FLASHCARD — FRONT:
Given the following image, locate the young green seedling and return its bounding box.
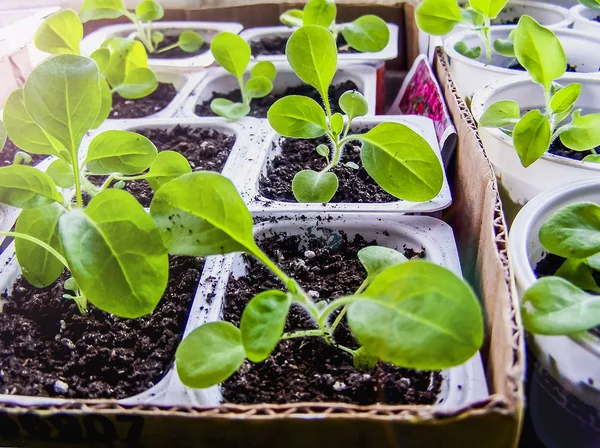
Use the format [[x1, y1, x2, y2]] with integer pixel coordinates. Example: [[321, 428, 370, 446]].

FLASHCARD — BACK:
[[0, 54, 192, 318], [478, 16, 600, 168], [34, 8, 158, 105], [280, 0, 389, 53], [416, 0, 515, 63], [80, 0, 203, 55], [521, 202, 600, 336], [209, 32, 277, 121], [266, 25, 443, 204], [578, 0, 600, 9], [143, 170, 484, 388]]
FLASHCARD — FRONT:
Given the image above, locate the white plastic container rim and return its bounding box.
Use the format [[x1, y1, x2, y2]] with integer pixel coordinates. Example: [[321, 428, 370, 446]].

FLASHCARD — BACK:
[[239, 115, 452, 214], [180, 61, 378, 118], [570, 4, 600, 30], [239, 23, 399, 62], [81, 21, 244, 69], [165, 212, 488, 408]]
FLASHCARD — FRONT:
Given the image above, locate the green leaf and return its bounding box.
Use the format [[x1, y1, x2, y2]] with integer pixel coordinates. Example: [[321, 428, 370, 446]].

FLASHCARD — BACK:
[[493, 39, 515, 57], [152, 31, 164, 46], [578, 0, 600, 9], [539, 202, 600, 259], [469, 0, 509, 19], [91, 48, 110, 72], [0, 165, 62, 208], [358, 123, 444, 202], [86, 130, 157, 175], [453, 41, 481, 59], [551, 84, 581, 115], [353, 347, 378, 370], [146, 151, 192, 192], [15, 204, 66, 288], [339, 90, 368, 123], [113, 67, 158, 100], [267, 96, 328, 139], [513, 109, 551, 167], [241, 290, 290, 363], [64, 277, 78, 291], [560, 111, 600, 151], [103, 38, 150, 89], [303, 0, 336, 28], [292, 169, 338, 203], [150, 171, 260, 257], [280, 9, 304, 27], [415, 0, 464, 35], [347, 261, 483, 370], [210, 99, 251, 121], [176, 322, 246, 388], [0, 120, 6, 152], [522, 276, 600, 335], [59, 189, 168, 318], [24, 55, 101, 154], [80, 0, 126, 22], [583, 154, 600, 164], [342, 15, 389, 53], [461, 8, 485, 26], [330, 113, 344, 135], [514, 15, 566, 90], [210, 32, 250, 78], [246, 76, 273, 99], [34, 9, 82, 55], [178, 31, 203, 53], [358, 246, 408, 284], [46, 159, 74, 188], [316, 144, 329, 158], [251, 61, 277, 81], [92, 77, 112, 129], [555, 258, 600, 293], [479, 100, 520, 127], [286, 25, 336, 101], [3, 89, 65, 158], [135, 0, 164, 21]]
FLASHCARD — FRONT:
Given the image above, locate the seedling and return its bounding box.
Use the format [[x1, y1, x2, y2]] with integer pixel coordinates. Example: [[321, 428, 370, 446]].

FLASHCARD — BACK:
[[80, 0, 203, 55], [0, 54, 192, 318], [209, 32, 276, 121], [578, 0, 600, 9], [144, 170, 484, 388], [521, 202, 600, 336], [416, 0, 515, 63], [280, 0, 389, 53], [34, 9, 158, 102], [479, 16, 600, 168], [266, 25, 443, 204]]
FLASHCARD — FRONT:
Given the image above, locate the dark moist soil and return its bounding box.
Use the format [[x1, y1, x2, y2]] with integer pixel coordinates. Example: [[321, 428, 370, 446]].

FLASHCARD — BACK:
[[250, 33, 359, 57], [195, 80, 359, 118], [1, 139, 47, 167], [113, 126, 236, 207], [0, 256, 203, 399], [508, 62, 578, 73], [259, 130, 398, 204], [548, 138, 600, 162], [144, 33, 209, 60], [109, 82, 178, 119], [221, 231, 442, 405]]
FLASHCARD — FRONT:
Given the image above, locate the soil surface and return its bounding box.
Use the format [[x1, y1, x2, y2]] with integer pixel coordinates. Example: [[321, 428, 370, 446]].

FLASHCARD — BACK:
[[250, 33, 359, 57], [548, 138, 600, 162], [259, 130, 398, 204], [114, 126, 236, 207], [145, 33, 209, 60], [195, 80, 359, 118], [221, 231, 442, 405], [0, 256, 203, 399], [109, 82, 177, 119], [1, 139, 47, 167], [508, 62, 578, 72]]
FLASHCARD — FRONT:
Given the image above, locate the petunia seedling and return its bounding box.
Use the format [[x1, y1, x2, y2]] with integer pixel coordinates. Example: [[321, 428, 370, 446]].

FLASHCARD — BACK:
[[266, 25, 444, 204], [521, 202, 600, 335], [141, 171, 485, 388], [478, 16, 600, 167], [209, 32, 277, 121], [80, 0, 203, 55], [280, 0, 389, 53]]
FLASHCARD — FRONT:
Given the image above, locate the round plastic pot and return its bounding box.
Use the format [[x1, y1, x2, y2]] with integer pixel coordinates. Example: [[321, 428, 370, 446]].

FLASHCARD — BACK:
[[471, 74, 600, 220], [164, 212, 488, 408], [570, 4, 600, 34], [80, 22, 243, 69], [180, 61, 377, 118], [509, 179, 600, 448], [444, 26, 600, 99]]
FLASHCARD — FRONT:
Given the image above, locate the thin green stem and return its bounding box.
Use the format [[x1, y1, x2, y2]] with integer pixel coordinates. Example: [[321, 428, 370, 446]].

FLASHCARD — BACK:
[[155, 42, 179, 54], [114, 173, 150, 181], [81, 176, 100, 197], [100, 174, 117, 191], [146, 21, 153, 51], [336, 344, 357, 356], [317, 295, 362, 329], [0, 231, 69, 268], [71, 152, 83, 208], [328, 279, 369, 334], [238, 75, 248, 105], [281, 329, 324, 340], [483, 18, 492, 65]]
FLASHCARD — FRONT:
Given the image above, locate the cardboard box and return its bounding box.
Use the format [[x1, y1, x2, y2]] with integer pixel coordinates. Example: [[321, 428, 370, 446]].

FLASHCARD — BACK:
[[0, 3, 525, 447]]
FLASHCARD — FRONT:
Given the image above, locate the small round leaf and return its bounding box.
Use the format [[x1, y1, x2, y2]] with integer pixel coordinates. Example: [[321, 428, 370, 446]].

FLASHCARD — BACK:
[[34, 9, 83, 55], [292, 169, 338, 203], [268, 95, 328, 139], [251, 61, 277, 81], [210, 98, 251, 121], [210, 32, 250, 78], [280, 9, 304, 27], [339, 90, 368, 121], [342, 15, 389, 53], [303, 0, 336, 28], [146, 151, 192, 192], [47, 159, 75, 188], [85, 130, 158, 175], [478, 100, 520, 128], [513, 109, 551, 167], [246, 76, 273, 99], [178, 31, 204, 53], [136, 0, 164, 22]]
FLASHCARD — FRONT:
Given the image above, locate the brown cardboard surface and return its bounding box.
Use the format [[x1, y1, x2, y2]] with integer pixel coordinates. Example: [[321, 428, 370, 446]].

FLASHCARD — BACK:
[[0, 3, 525, 447]]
